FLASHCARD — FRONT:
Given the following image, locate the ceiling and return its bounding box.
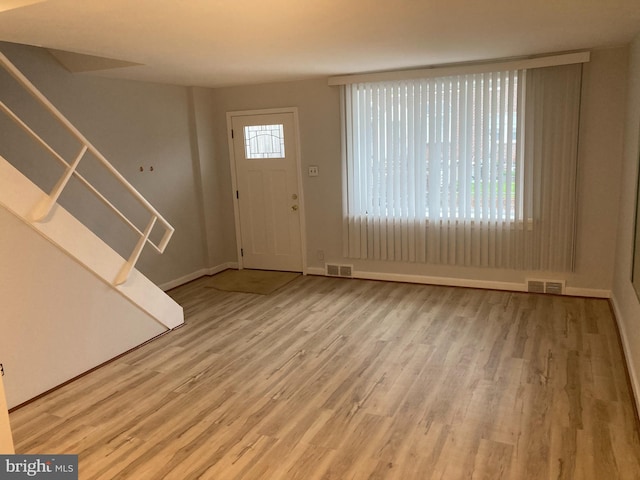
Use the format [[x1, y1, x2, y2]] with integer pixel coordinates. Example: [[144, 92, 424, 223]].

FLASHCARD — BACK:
[[0, 0, 639, 88]]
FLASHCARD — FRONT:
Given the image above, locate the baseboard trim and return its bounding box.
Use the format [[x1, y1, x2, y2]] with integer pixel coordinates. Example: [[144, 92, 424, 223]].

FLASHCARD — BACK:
[[306, 267, 611, 298], [564, 287, 611, 298], [306, 267, 525, 292], [306, 267, 327, 276], [358, 271, 526, 292], [159, 263, 239, 291], [610, 293, 640, 416], [207, 262, 239, 276], [160, 269, 209, 291]]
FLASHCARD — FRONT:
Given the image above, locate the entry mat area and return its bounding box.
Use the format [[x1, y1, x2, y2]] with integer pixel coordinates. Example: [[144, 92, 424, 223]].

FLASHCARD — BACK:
[[206, 269, 300, 295]]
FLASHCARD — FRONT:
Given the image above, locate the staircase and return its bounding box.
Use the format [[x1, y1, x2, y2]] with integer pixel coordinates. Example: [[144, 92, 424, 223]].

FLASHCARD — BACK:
[[0, 51, 184, 409]]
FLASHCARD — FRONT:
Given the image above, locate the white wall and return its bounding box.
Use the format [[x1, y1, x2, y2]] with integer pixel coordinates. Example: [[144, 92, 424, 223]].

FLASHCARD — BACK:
[[202, 48, 629, 296], [573, 48, 629, 292], [612, 31, 640, 410], [0, 42, 208, 286], [0, 375, 14, 453], [190, 87, 238, 268], [0, 206, 167, 408]]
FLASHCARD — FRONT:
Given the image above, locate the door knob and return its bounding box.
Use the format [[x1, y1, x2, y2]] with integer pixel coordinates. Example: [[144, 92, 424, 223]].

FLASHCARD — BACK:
[[291, 205, 299, 211]]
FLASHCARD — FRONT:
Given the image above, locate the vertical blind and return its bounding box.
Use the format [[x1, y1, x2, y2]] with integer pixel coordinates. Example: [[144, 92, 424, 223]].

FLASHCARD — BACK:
[[343, 63, 582, 271]]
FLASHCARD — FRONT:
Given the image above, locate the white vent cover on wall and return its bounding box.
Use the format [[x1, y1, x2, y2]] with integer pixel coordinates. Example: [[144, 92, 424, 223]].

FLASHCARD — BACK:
[[527, 279, 566, 295], [326, 264, 353, 278], [326, 264, 339, 276], [527, 280, 545, 293]]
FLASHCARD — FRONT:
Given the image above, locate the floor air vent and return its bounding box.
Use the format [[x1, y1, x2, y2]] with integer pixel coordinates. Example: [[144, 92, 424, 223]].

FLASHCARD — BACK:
[[527, 279, 565, 295], [326, 264, 353, 278]]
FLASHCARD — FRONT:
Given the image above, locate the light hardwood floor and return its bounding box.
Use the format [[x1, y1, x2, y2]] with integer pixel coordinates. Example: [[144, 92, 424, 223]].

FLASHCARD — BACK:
[[9, 275, 640, 479]]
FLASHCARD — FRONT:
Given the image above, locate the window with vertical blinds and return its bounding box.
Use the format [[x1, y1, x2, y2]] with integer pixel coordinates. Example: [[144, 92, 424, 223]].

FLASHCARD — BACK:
[[342, 63, 582, 271]]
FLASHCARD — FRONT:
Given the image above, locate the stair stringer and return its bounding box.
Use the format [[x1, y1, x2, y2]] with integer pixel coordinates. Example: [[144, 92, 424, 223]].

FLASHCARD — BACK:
[[0, 156, 184, 330]]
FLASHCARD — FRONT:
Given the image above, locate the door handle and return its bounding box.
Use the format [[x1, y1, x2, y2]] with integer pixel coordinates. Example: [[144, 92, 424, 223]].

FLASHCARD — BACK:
[[291, 205, 299, 211]]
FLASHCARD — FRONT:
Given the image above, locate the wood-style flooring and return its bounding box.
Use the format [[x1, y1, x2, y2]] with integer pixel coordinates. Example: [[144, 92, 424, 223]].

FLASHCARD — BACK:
[[9, 275, 640, 479]]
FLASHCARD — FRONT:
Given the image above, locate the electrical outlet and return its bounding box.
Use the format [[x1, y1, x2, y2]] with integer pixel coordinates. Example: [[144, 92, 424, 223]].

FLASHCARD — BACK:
[[317, 250, 325, 261], [308, 165, 319, 177]]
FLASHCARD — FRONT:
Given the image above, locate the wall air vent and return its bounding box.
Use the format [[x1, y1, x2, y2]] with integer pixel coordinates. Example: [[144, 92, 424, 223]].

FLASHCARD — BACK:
[[339, 265, 353, 277], [326, 264, 340, 276], [527, 279, 565, 295], [326, 264, 353, 278], [545, 281, 565, 295], [527, 280, 545, 293]]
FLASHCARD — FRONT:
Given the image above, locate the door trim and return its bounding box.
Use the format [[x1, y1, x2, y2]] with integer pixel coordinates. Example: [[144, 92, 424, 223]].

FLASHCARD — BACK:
[[226, 107, 307, 273]]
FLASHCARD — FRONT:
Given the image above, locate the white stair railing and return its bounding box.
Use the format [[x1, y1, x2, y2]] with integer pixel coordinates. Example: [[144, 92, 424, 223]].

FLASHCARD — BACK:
[[0, 51, 174, 285]]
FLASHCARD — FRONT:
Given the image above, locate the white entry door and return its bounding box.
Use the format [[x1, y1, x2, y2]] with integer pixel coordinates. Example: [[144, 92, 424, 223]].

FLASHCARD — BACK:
[[230, 111, 304, 272]]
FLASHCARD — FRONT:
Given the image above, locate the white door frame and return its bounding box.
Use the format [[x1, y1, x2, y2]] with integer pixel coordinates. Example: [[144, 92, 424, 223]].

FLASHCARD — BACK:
[[226, 107, 307, 273]]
